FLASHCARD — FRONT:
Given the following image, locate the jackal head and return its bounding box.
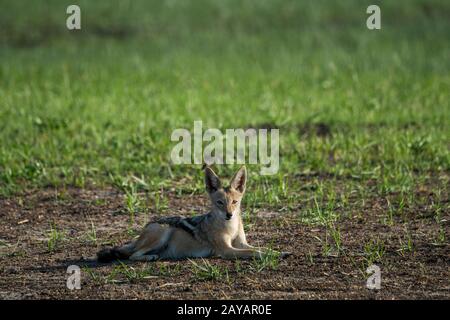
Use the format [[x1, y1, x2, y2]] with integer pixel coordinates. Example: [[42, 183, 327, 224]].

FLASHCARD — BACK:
[[205, 166, 247, 221]]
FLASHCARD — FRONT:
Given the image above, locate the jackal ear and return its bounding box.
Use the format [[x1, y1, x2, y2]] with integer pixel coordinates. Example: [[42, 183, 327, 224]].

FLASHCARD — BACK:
[[205, 167, 221, 194], [230, 166, 247, 194]]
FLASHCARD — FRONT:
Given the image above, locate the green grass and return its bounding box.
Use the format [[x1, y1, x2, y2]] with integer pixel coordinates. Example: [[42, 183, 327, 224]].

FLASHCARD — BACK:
[[0, 0, 448, 227], [111, 261, 153, 282], [125, 184, 140, 223], [397, 229, 414, 257], [189, 258, 230, 282], [85, 220, 97, 245], [250, 248, 281, 272], [363, 238, 386, 266], [46, 224, 65, 252], [433, 225, 446, 246]]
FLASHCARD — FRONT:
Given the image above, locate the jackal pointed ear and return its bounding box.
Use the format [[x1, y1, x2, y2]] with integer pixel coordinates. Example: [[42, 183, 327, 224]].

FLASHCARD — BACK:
[[205, 167, 221, 194], [230, 166, 247, 194]]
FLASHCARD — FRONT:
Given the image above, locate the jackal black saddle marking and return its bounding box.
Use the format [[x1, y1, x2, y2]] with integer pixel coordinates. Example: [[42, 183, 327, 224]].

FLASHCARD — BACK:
[[151, 214, 209, 238]]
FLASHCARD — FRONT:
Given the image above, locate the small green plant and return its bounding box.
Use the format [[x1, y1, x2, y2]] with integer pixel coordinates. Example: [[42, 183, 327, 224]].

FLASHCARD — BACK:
[[408, 135, 430, 156], [154, 191, 169, 212], [83, 267, 105, 285], [277, 174, 289, 199], [47, 224, 65, 252], [118, 262, 144, 281], [189, 259, 228, 281], [363, 238, 385, 266], [384, 199, 395, 226], [156, 262, 182, 277], [432, 225, 446, 246], [299, 196, 339, 226], [397, 230, 414, 256], [315, 234, 334, 257], [125, 186, 140, 222], [110, 261, 153, 282], [123, 182, 142, 231], [250, 248, 280, 272], [384, 197, 406, 226], [85, 220, 97, 244], [328, 223, 342, 254]]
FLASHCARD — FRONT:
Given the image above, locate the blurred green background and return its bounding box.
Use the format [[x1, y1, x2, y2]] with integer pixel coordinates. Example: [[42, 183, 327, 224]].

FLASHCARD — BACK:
[[0, 0, 448, 198]]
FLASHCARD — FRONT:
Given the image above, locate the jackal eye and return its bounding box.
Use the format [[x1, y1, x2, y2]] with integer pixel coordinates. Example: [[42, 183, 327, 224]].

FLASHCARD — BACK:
[[232, 200, 238, 204], [216, 200, 224, 206]]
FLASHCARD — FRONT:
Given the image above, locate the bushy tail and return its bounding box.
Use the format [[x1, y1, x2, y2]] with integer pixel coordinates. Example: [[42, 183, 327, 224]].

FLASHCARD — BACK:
[[97, 244, 133, 262]]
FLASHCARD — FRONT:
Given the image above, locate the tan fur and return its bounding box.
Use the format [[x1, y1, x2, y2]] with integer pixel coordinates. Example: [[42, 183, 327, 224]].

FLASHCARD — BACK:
[[97, 166, 282, 262]]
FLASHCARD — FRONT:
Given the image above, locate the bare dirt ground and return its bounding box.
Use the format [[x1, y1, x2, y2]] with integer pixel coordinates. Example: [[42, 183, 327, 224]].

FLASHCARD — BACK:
[[0, 187, 448, 300]]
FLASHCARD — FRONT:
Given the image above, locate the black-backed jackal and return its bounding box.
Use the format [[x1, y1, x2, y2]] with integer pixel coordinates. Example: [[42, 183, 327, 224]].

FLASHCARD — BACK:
[[97, 166, 288, 262]]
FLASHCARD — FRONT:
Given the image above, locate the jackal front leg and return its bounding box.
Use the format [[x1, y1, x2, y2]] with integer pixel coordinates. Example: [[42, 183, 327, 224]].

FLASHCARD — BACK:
[[129, 249, 159, 261], [232, 225, 291, 259], [232, 222, 267, 251], [220, 247, 264, 259], [216, 238, 263, 260]]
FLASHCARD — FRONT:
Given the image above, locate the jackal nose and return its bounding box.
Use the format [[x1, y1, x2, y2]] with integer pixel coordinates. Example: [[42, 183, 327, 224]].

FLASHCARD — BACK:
[[226, 212, 233, 220]]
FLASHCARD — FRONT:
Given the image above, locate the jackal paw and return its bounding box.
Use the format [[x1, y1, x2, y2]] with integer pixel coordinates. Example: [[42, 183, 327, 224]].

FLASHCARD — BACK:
[[140, 254, 159, 261]]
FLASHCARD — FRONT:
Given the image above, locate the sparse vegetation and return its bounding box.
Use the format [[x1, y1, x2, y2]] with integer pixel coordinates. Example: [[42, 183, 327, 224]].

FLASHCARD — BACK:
[[250, 248, 281, 272], [0, 0, 448, 299], [397, 229, 414, 257], [363, 239, 386, 267], [189, 259, 229, 282], [46, 224, 65, 252], [85, 220, 97, 245]]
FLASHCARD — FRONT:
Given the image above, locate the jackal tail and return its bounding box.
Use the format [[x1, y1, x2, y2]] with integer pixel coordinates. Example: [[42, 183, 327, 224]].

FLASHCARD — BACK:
[[97, 243, 134, 262]]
